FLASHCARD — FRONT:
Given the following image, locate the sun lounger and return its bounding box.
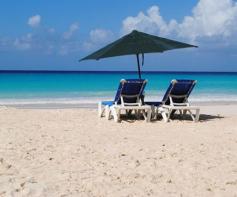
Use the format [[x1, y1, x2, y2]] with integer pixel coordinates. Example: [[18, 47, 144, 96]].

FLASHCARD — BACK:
[[98, 79, 151, 122], [146, 79, 200, 122]]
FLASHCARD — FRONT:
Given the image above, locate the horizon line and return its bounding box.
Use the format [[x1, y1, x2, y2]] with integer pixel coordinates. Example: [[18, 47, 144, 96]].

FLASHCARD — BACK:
[[0, 70, 237, 74]]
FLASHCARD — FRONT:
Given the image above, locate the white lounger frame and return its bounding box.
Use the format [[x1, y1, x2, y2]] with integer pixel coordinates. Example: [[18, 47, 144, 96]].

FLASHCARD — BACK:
[[110, 95, 151, 122], [98, 79, 149, 122], [98, 102, 110, 119], [98, 88, 143, 120], [111, 104, 152, 123], [99, 92, 151, 123], [152, 95, 200, 122]]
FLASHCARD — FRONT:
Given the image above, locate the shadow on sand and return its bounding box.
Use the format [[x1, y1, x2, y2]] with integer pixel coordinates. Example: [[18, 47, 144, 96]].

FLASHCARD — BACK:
[[118, 113, 225, 123], [161, 113, 225, 122], [198, 114, 224, 122]]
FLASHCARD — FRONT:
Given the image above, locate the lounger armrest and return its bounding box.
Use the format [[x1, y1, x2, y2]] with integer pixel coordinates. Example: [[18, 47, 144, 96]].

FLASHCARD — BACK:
[[171, 102, 190, 106], [168, 96, 190, 106], [122, 102, 142, 106], [120, 95, 142, 107]]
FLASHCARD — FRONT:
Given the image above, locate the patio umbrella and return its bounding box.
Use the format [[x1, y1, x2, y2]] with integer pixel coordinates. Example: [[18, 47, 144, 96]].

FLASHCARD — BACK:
[[80, 30, 197, 79]]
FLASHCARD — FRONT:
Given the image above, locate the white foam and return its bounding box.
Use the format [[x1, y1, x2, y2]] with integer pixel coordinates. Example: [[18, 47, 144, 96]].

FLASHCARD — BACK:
[[0, 96, 237, 106], [1, 92, 237, 106], [0, 97, 108, 105]]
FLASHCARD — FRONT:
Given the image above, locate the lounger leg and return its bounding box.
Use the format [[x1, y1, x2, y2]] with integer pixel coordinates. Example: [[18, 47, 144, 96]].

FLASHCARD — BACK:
[[166, 109, 172, 122], [111, 106, 116, 121], [139, 109, 144, 120], [105, 105, 110, 120], [116, 108, 121, 122], [195, 109, 200, 122], [146, 109, 151, 122], [150, 105, 156, 119], [159, 107, 169, 122], [141, 110, 146, 121], [111, 107, 119, 122], [135, 109, 139, 119], [187, 109, 196, 121], [162, 111, 168, 122], [98, 102, 103, 118], [183, 110, 187, 115]]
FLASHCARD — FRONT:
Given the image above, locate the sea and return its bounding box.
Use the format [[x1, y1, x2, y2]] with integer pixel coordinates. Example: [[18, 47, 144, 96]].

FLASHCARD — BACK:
[[0, 71, 237, 107]]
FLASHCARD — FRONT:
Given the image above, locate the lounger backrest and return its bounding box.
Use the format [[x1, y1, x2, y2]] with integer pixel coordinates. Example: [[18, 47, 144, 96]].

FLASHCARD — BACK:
[[162, 79, 197, 105], [114, 79, 147, 104]]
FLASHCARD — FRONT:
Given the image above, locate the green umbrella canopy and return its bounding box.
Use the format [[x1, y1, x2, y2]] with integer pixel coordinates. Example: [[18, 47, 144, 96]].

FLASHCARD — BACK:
[[80, 30, 197, 78]]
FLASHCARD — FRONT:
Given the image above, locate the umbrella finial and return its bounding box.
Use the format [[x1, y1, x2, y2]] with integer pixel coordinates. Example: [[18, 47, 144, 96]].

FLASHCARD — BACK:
[[132, 29, 139, 34]]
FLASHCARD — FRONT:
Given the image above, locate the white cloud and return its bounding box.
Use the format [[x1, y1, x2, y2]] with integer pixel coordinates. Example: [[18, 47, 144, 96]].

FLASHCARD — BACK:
[[83, 28, 113, 51], [28, 15, 41, 28], [89, 29, 113, 43], [14, 33, 32, 50], [10, 24, 81, 55], [178, 0, 237, 41], [122, 0, 237, 43], [63, 23, 79, 39], [122, 6, 177, 36], [1, 19, 81, 55]]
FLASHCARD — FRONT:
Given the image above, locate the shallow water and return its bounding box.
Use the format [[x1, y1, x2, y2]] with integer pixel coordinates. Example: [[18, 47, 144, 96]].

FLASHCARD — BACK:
[[0, 71, 237, 105]]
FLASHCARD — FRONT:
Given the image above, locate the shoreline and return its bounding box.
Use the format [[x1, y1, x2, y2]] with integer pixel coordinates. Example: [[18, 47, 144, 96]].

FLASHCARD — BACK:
[[1, 101, 237, 109]]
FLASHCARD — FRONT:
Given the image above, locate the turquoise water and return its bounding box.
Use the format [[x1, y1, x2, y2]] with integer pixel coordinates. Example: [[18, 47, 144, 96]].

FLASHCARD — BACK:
[[0, 71, 237, 104]]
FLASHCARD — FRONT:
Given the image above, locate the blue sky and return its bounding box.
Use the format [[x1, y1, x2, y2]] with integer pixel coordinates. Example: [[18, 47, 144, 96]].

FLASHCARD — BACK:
[[0, 0, 237, 72]]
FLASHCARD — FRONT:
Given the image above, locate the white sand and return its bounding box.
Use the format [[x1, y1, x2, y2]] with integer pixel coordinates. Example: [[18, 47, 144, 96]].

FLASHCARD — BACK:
[[0, 105, 237, 196]]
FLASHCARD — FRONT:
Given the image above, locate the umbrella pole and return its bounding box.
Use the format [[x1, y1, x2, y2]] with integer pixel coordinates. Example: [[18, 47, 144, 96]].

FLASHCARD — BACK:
[[136, 54, 142, 79]]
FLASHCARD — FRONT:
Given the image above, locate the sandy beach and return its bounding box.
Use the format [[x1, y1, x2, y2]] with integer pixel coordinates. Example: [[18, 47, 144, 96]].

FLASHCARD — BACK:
[[0, 104, 237, 197]]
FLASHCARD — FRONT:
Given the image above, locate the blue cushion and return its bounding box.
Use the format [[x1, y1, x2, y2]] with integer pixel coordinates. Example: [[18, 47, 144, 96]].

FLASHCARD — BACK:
[[101, 101, 114, 106], [114, 79, 147, 104], [101, 79, 147, 107], [146, 79, 196, 106], [162, 79, 196, 105]]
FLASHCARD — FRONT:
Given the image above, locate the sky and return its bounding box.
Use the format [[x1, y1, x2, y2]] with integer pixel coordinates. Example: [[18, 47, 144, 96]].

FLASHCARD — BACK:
[[0, 0, 237, 72]]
